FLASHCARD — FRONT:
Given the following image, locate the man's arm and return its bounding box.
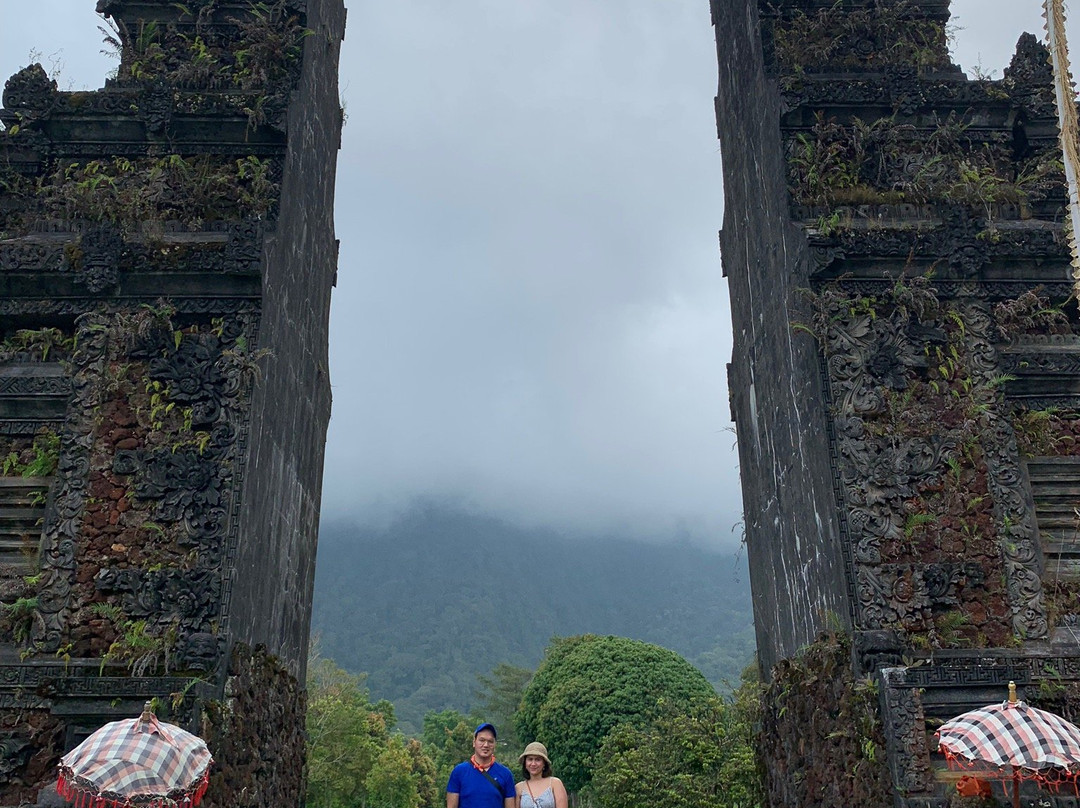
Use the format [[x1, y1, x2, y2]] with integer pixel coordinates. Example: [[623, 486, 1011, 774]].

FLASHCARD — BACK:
[[447, 791, 459, 808], [503, 770, 516, 808]]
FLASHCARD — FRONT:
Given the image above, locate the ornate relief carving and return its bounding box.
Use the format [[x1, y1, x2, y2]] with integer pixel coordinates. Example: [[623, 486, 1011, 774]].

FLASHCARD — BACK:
[[0, 242, 67, 274], [0, 375, 71, 398], [818, 287, 1048, 641], [141, 80, 174, 134], [881, 668, 932, 794], [0, 733, 32, 786], [1, 65, 57, 120], [957, 301, 1048, 638], [21, 306, 257, 661], [75, 225, 124, 294], [810, 220, 1068, 275], [1003, 32, 1057, 119]]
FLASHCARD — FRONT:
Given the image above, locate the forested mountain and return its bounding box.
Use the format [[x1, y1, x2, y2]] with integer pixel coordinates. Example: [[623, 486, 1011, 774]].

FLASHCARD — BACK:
[[311, 503, 756, 734]]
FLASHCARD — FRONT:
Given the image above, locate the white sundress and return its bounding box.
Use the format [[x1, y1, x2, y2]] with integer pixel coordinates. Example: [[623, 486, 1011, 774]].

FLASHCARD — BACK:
[[520, 786, 555, 808]]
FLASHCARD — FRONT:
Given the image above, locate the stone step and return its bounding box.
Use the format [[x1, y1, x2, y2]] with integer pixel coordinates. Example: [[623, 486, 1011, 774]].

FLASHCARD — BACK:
[[0, 478, 49, 571], [1027, 457, 1080, 474], [1036, 527, 1080, 546], [1045, 556, 1080, 580], [1032, 512, 1080, 529], [0, 477, 50, 503]]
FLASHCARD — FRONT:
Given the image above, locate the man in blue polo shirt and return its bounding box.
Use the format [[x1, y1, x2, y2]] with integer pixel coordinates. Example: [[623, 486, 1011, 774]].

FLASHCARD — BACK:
[[446, 722, 515, 808]]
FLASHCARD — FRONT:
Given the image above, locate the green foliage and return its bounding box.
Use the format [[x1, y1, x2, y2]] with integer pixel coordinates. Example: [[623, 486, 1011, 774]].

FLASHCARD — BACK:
[[312, 508, 755, 735], [0, 327, 76, 362], [107, 0, 308, 90], [232, 1, 313, 90], [2, 429, 60, 479], [590, 681, 764, 808], [421, 709, 476, 786], [786, 111, 1061, 212], [307, 653, 441, 808], [474, 663, 532, 753], [306, 657, 392, 808], [772, 0, 951, 74], [39, 154, 278, 229], [100, 616, 177, 676], [405, 738, 441, 808], [366, 737, 421, 808], [515, 635, 717, 793], [2, 596, 39, 644]]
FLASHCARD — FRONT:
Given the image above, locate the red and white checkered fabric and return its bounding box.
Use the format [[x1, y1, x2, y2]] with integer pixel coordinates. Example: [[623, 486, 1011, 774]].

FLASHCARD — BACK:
[[57, 713, 212, 808], [937, 699, 1080, 772]]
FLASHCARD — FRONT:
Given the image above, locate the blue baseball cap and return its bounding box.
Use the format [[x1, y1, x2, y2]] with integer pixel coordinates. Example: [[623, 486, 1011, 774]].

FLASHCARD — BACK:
[[475, 722, 497, 738]]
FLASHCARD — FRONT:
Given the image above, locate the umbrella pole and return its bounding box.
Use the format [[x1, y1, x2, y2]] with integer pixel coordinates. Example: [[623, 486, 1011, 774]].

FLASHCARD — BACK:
[[1012, 767, 1020, 808]]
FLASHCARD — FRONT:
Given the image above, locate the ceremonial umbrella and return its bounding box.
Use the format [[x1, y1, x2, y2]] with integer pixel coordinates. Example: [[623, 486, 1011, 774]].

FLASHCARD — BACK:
[[56, 703, 212, 808], [937, 681, 1080, 808]]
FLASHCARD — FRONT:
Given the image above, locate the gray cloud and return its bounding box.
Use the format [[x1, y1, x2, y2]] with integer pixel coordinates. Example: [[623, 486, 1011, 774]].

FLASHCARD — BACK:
[[1, 0, 1063, 545]]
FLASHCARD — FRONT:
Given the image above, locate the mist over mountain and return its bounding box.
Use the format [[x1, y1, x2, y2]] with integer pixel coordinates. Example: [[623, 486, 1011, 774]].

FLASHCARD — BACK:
[[311, 502, 756, 734]]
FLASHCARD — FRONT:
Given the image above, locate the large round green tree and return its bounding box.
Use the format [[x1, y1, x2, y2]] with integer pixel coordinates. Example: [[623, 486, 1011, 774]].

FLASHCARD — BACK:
[[514, 635, 717, 792]]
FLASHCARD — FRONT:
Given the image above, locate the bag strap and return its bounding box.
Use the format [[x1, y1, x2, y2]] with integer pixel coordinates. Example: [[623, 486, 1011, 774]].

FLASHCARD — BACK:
[[477, 767, 503, 796]]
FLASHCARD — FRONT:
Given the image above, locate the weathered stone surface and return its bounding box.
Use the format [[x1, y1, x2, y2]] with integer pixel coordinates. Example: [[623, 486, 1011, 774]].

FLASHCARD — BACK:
[[714, 0, 1080, 805], [0, 0, 344, 804]]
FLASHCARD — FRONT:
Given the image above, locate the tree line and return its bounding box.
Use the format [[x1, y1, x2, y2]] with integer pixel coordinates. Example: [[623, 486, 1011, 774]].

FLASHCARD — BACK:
[[312, 505, 756, 734], [305, 634, 763, 808]]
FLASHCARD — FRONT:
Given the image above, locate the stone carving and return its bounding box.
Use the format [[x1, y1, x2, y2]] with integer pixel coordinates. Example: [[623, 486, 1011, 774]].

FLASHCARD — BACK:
[[881, 668, 932, 795], [0, 242, 67, 274], [958, 301, 1048, 639], [175, 631, 221, 671], [224, 220, 265, 272], [810, 217, 1063, 277], [1, 65, 57, 119], [817, 287, 1049, 642], [0, 298, 259, 318], [814, 278, 1078, 304], [94, 567, 221, 630], [884, 66, 923, 115], [1003, 32, 1057, 119], [113, 446, 228, 550], [0, 375, 71, 398], [939, 207, 990, 278], [141, 79, 174, 134], [857, 565, 930, 630], [20, 309, 256, 660], [26, 317, 104, 652], [74, 225, 124, 294], [782, 73, 1037, 113], [0, 733, 32, 786], [853, 630, 905, 675]]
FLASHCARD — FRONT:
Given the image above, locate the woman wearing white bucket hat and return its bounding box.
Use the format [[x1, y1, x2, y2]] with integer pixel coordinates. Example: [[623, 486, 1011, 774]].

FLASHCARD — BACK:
[[515, 742, 568, 808]]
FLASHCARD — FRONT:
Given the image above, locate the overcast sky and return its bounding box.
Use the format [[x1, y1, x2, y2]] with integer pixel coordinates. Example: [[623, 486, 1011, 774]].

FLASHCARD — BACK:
[[0, 0, 1066, 546]]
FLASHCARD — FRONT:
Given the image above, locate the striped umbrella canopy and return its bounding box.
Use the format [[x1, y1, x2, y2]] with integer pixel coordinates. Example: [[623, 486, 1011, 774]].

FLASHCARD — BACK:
[[937, 682, 1080, 808], [57, 704, 212, 808]]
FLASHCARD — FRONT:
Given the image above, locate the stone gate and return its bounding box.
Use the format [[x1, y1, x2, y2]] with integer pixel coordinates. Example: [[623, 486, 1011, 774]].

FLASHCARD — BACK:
[[0, 1, 345, 805], [713, 0, 1080, 805]]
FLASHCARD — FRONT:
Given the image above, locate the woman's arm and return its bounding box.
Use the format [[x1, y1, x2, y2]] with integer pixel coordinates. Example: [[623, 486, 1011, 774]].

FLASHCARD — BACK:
[[552, 778, 569, 808]]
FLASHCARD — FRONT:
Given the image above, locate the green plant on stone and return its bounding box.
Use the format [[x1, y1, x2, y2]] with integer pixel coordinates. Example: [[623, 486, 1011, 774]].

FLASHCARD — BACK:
[[2, 429, 60, 479], [2, 596, 39, 644], [0, 327, 76, 362], [934, 610, 970, 648], [90, 602, 123, 622], [100, 615, 178, 677], [771, 0, 952, 73]]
